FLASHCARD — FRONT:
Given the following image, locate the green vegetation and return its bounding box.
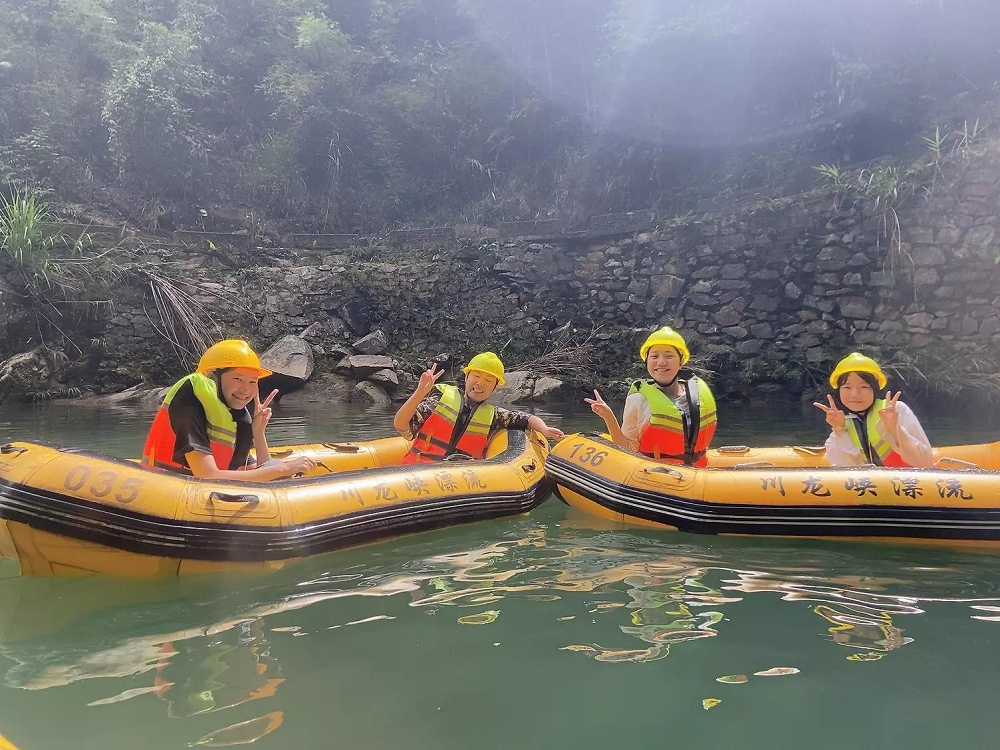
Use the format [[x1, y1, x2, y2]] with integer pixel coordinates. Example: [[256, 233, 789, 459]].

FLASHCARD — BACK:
[[2, 0, 999, 233], [0, 189, 61, 283]]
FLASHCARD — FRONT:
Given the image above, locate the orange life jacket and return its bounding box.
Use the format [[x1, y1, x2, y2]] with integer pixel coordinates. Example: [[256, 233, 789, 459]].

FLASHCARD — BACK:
[[141, 373, 240, 473], [846, 400, 909, 468], [402, 384, 496, 464], [630, 376, 717, 467]]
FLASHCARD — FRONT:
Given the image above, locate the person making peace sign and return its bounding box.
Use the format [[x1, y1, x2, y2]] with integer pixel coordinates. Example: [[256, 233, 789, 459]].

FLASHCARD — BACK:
[[813, 352, 932, 468], [142, 340, 316, 480], [393, 352, 564, 464]]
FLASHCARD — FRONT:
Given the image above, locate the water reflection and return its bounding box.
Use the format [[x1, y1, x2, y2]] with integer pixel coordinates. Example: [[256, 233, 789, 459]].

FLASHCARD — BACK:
[[5, 524, 1000, 699], [151, 620, 283, 718]]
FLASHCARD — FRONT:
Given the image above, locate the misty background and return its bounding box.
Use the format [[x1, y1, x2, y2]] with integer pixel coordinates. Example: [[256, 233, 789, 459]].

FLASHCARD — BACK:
[[2, 0, 999, 233]]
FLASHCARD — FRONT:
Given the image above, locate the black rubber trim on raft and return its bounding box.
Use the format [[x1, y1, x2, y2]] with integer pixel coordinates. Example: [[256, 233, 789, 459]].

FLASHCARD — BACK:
[[0, 432, 552, 561], [545, 453, 1000, 541]]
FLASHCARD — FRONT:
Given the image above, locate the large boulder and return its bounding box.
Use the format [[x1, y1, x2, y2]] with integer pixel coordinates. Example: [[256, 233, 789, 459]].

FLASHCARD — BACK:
[[352, 380, 391, 406], [0, 348, 64, 404], [77, 384, 169, 407], [352, 330, 389, 355], [335, 354, 394, 378], [260, 334, 315, 397], [277, 374, 355, 406], [492, 371, 567, 405], [369, 368, 399, 390], [261, 335, 314, 381]]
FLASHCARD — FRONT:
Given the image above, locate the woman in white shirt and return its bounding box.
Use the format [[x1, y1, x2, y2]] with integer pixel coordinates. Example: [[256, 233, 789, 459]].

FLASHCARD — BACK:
[[813, 352, 933, 468], [585, 326, 717, 466]]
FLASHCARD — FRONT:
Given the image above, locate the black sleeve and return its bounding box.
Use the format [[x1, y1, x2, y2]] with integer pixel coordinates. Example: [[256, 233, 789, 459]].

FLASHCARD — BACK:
[[167, 381, 212, 467]]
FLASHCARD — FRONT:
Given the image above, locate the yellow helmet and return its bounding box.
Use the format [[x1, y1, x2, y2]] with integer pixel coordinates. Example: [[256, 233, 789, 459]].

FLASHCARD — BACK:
[[463, 351, 505, 386], [829, 352, 886, 390], [196, 339, 272, 377], [639, 326, 690, 364]]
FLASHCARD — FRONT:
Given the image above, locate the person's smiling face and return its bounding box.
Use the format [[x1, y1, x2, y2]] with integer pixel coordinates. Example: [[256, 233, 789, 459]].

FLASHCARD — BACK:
[[219, 367, 260, 410], [464, 370, 498, 403], [646, 345, 682, 385], [838, 372, 876, 412]]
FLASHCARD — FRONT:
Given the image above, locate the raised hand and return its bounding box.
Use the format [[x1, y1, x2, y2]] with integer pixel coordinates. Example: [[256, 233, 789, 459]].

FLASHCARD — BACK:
[[252, 389, 279, 435], [584, 389, 615, 423], [415, 363, 444, 399], [813, 394, 847, 432], [878, 391, 902, 436]]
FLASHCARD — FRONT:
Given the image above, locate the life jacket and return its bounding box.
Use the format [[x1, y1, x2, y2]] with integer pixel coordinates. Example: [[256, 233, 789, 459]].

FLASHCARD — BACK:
[[845, 400, 908, 468], [629, 376, 717, 467], [402, 383, 496, 464], [141, 373, 241, 473]]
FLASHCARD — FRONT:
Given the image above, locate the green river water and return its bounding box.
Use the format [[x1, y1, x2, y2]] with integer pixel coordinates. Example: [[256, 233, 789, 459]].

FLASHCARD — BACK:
[[1, 400, 1000, 749]]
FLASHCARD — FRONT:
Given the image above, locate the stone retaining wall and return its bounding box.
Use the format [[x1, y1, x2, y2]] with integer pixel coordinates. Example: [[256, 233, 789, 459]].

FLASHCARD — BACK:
[[12, 147, 1000, 402]]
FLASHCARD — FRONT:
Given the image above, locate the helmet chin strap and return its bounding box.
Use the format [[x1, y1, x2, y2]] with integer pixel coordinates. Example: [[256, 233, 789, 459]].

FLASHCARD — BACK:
[[652, 373, 680, 388]]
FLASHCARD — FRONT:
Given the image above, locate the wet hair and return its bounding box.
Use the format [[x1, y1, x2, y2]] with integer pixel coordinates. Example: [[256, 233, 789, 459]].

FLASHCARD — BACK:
[[834, 370, 880, 414]]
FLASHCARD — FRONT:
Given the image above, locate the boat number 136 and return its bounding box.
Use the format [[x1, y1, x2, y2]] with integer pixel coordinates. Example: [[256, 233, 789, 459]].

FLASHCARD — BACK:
[[568, 443, 608, 467]]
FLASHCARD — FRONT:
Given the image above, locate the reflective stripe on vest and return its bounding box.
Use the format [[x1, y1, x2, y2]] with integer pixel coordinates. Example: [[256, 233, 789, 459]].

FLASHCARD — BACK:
[[629, 377, 717, 467], [141, 373, 240, 472], [403, 384, 496, 464], [846, 400, 908, 468]]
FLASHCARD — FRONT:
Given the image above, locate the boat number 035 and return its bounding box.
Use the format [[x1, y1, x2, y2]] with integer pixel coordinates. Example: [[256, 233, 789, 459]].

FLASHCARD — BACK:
[[63, 466, 144, 504], [568, 443, 609, 467]]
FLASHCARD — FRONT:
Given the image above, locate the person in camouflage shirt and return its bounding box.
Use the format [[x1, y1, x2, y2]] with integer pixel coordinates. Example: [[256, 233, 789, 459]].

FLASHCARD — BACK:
[[394, 352, 564, 464]]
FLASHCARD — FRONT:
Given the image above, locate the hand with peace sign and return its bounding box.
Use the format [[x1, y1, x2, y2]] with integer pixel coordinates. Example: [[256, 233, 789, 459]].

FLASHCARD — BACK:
[[878, 391, 903, 437], [812, 394, 847, 434], [251, 388, 279, 438], [584, 389, 615, 423], [584, 388, 632, 449], [414, 363, 444, 400]]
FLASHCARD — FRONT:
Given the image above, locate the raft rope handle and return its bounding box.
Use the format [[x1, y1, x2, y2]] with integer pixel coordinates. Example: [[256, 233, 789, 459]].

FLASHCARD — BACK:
[[935, 456, 979, 470], [642, 466, 684, 479], [0, 444, 26, 456], [792, 446, 826, 455], [209, 492, 260, 504], [521, 460, 538, 472], [717, 445, 750, 454], [733, 461, 778, 469], [322, 443, 361, 453]]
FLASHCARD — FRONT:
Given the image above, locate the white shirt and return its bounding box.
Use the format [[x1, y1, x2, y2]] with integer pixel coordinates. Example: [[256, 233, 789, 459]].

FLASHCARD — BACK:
[[620, 387, 690, 451], [824, 401, 933, 467]]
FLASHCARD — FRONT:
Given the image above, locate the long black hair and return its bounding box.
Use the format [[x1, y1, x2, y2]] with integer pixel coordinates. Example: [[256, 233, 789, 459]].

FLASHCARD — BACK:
[[833, 370, 881, 415]]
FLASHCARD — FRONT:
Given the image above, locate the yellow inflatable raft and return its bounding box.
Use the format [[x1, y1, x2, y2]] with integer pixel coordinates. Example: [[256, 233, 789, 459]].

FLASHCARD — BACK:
[[0, 430, 549, 577], [547, 433, 1000, 546]]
